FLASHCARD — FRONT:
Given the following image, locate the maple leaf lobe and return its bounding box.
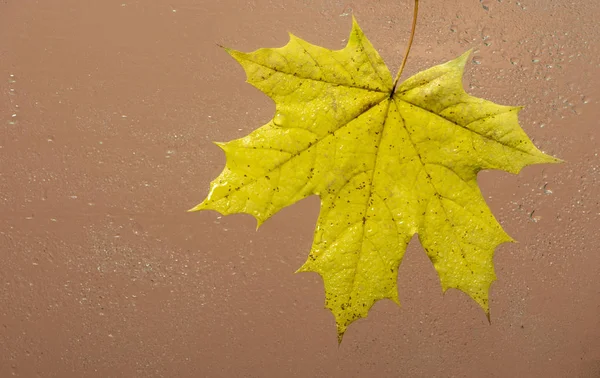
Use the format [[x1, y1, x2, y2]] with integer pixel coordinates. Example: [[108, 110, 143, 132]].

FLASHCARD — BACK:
[[192, 17, 561, 343]]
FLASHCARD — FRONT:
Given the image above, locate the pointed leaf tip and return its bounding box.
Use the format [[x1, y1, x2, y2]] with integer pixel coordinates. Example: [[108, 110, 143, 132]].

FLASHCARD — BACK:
[[187, 204, 202, 212]]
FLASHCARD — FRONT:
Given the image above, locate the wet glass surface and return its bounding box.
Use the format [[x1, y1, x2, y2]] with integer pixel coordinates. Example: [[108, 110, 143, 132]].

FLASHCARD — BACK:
[[1, 0, 598, 376]]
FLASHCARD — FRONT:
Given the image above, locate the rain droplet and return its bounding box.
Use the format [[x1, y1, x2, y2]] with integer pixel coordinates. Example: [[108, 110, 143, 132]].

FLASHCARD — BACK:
[[7, 114, 17, 125], [273, 112, 287, 127], [132, 221, 144, 236]]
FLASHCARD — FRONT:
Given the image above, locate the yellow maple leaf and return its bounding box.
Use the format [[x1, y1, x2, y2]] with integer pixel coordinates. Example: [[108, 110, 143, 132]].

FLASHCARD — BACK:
[[191, 16, 560, 342]]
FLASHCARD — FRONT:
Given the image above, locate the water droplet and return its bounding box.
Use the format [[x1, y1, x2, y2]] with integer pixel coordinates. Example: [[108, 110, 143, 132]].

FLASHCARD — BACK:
[[542, 184, 553, 195], [7, 113, 17, 125], [273, 112, 287, 127], [131, 221, 144, 236]]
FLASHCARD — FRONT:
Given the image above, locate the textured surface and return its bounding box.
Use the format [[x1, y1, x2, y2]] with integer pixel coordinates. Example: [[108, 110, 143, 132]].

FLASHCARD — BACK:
[[1, 0, 599, 377], [193, 21, 558, 340]]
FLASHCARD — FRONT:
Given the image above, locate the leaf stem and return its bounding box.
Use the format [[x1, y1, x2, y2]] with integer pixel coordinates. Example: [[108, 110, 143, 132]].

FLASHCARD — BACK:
[[391, 0, 419, 95]]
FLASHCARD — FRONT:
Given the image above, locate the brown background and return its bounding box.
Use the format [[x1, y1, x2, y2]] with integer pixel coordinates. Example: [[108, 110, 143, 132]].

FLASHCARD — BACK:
[[1, 0, 598, 377]]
